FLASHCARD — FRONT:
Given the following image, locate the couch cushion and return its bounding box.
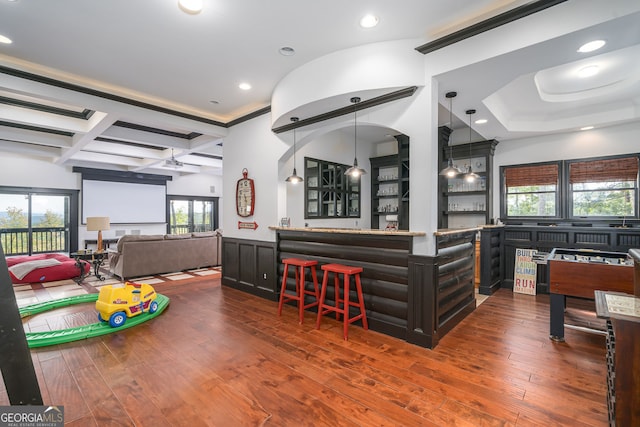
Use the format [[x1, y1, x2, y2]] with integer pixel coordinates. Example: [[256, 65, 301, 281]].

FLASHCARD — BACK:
[[116, 234, 164, 251], [192, 231, 216, 238], [165, 233, 192, 240]]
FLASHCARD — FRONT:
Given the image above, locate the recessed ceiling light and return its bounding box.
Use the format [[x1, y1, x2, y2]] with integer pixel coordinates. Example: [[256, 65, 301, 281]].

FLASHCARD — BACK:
[[474, 119, 488, 124], [580, 126, 594, 131], [360, 14, 379, 28], [178, 0, 203, 14], [279, 46, 295, 56], [239, 82, 251, 91], [577, 40, 606, 53], [577, 65, 599, 78], [0, 34, 12, 44]]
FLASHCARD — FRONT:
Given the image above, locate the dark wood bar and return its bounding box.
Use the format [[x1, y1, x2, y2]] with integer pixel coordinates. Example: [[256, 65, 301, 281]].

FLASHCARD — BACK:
[[433, 228, 477, 341], [272, 227, 421, 343], [261, 227, 479, 348]]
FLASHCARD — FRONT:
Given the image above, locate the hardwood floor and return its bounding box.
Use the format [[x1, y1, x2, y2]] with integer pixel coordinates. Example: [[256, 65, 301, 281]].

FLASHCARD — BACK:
[[2, 278, 608, 426]]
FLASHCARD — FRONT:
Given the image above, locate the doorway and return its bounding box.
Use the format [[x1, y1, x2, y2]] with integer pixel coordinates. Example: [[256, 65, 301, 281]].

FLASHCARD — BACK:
[[0, 187, 79, 256], [167, 196, 219, 235]]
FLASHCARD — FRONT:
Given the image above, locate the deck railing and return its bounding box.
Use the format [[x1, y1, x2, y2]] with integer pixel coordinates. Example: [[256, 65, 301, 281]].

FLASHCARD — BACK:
[[169, 224, 214, 235], [0, 227, 67, 255]]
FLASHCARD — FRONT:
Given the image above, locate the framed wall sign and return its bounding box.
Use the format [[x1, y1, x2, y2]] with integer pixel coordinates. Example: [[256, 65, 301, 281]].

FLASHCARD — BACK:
[[236, 168, 255, 217]]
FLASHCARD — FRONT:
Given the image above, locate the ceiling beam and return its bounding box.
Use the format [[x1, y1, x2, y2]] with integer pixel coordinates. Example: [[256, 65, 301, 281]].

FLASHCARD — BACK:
[[0, 125, 71, 148], [415, 0, 568, 54], [0, 139, 61, 158], [55, 111, 118, 164]]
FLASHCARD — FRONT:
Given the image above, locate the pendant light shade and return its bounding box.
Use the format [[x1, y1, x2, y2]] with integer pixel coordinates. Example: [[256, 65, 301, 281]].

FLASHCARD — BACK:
[[440, 91, 461, 177], [285, 117, 303, 184], [464, 109, 480, 183], [345, 97, 367, 177]]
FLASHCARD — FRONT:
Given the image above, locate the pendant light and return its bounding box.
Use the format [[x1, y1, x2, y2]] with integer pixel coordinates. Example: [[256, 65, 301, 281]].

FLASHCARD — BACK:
[[439, 91, 461, 177], [464, 109, 480, 183], [285, 117, 303, 184], [345, 97, 367, 177]]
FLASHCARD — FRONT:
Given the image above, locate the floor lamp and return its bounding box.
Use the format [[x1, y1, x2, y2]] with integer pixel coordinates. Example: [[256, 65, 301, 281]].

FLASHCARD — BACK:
[[86, 217, 110, 252]]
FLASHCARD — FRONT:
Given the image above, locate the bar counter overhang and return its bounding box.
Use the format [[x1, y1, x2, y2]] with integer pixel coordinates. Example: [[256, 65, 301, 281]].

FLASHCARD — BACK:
[[222, 226, 479, 349]]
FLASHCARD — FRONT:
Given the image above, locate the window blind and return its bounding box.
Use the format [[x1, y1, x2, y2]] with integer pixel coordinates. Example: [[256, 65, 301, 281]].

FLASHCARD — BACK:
[[505, 164, 559, 187], [569, 157, 639, 184]]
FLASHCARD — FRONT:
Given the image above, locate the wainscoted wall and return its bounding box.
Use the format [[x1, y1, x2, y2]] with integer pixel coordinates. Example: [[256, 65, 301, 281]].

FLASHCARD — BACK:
[[499, 225, 640, 292], [221, 237, 277, 300], [479, 226, 503, 295]]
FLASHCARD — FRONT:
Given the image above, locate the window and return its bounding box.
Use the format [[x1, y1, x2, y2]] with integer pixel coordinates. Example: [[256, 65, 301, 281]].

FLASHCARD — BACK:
[[569, 156, 638, 217], [501, 154, 640, 224], [504, 163, 559, 217]]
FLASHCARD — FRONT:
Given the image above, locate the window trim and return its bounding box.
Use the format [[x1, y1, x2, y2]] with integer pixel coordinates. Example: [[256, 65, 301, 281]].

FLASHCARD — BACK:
[[501, 161, 561, 220], [500, 153, 640, 225], [566, 154, 639, 220]]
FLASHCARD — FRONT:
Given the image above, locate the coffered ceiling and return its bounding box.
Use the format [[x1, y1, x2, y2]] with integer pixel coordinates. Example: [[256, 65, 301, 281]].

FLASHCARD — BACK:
[[0, 0, 638, 176]]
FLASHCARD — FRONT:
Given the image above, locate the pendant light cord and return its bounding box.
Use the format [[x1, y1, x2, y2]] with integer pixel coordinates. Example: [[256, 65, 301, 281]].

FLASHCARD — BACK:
[[467, 109, 476, 166], [351, 97, 360, 160], [291, 116, 299, 168], [448, 93, 455, 160]]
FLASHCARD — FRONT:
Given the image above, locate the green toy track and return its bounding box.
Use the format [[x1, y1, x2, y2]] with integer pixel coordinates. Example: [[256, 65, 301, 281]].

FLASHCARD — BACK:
[[20, 293, 170, 348]]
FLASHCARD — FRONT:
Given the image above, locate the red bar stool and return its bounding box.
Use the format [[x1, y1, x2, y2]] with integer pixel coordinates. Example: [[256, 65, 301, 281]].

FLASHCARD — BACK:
[[277, 258, 319, 324], [316, 263, 368, 340]]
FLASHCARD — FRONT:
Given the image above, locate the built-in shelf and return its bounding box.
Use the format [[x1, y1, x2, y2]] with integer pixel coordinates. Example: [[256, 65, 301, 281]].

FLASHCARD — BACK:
[[438, 132, 498, 229], [370, 134, 409, 230]]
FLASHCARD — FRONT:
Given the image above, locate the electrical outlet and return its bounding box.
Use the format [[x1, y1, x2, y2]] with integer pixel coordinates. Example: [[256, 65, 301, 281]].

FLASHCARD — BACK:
[[263, 273, 267, 280]]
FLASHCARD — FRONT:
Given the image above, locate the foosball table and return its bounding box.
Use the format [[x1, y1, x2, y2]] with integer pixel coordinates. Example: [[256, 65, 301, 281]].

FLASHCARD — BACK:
[[547, 248, 634, 342]]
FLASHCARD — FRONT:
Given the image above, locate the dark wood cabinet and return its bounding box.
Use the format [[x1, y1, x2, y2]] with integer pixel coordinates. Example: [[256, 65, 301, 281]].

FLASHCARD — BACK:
[[595, 290, 640, 426], [304, 158, 360, 219], [438, 133, 498, 229], [370, 135, 409, 230]]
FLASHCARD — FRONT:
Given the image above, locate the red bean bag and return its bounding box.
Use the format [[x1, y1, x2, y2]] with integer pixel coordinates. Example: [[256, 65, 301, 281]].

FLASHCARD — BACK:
[[6, 253, 90, 284]]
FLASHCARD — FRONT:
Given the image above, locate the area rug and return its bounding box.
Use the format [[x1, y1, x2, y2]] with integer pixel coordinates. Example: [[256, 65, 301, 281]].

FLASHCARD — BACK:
[[12, 265, 222, 308]]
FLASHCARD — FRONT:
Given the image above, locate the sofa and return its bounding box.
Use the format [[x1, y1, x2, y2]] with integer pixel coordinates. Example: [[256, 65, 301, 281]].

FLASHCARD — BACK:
[[108, 231, 221, 280], [6, 253, 89, 284]]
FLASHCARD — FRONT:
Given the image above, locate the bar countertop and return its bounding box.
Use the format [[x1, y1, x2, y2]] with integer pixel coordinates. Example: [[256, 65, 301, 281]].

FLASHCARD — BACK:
[[269, 226, 425, 236], [434, 227, 481, 236], [434, 225, 506, 236]]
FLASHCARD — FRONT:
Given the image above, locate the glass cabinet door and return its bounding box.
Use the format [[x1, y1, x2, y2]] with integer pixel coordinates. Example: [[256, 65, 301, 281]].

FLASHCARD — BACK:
[[304, 157, 360, 219], [306, 159, 320, 217]]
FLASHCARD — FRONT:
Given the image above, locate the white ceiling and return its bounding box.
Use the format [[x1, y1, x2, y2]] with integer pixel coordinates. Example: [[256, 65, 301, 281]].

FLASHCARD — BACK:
[[0, 0, 639, 176]]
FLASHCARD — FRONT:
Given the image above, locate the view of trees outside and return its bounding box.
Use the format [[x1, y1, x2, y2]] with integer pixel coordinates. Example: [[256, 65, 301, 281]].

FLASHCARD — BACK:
[[0, 207, 64, 228], [193, 200, 213, 231], [507, 185, 556, 217], [169, 199, 214, 234], [507, 181, 636, 217], [0, 193, 67, 254], [572, 181, 635, 216], [169, 200, 189, 234]]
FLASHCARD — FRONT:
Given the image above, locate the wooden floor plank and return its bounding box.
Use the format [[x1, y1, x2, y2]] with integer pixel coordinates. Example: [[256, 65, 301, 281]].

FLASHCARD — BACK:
[[2, 278, 611, 426]]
